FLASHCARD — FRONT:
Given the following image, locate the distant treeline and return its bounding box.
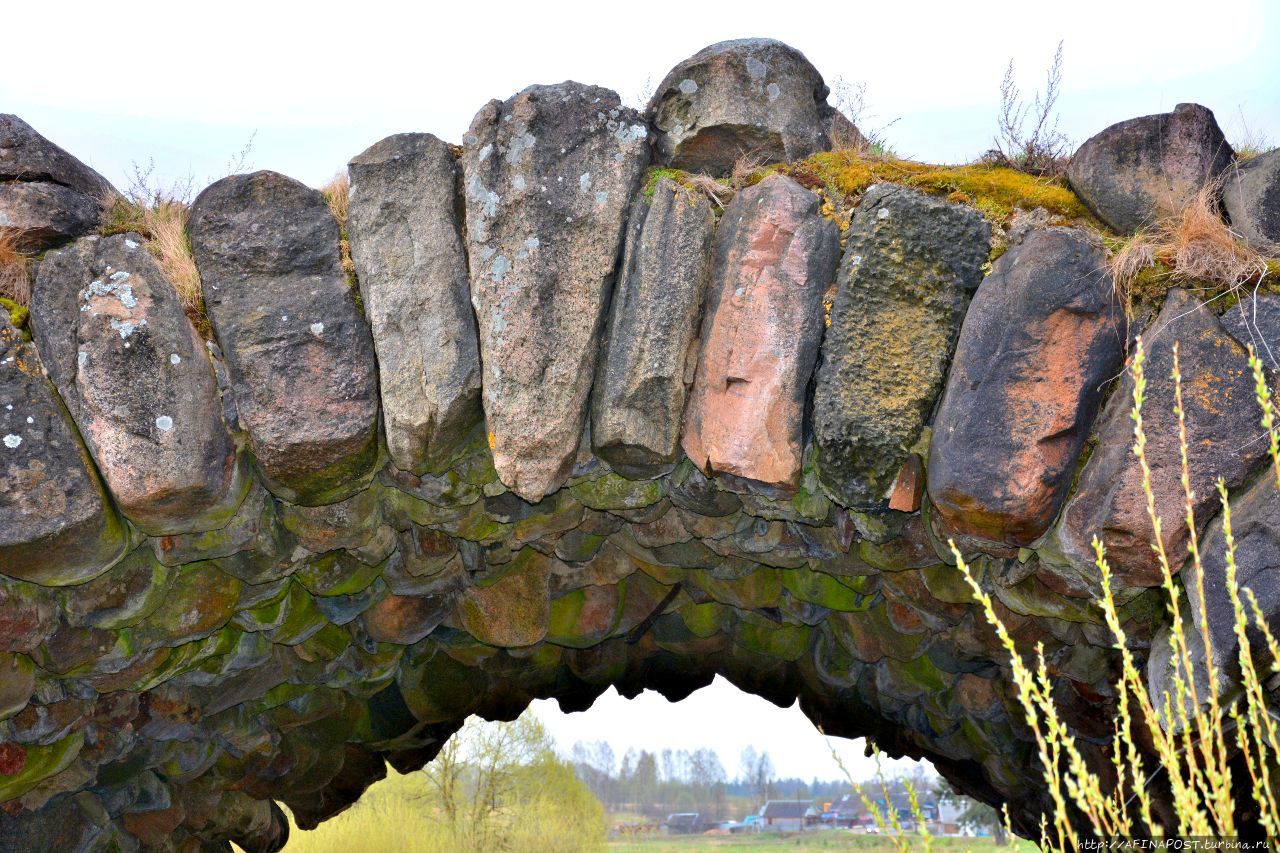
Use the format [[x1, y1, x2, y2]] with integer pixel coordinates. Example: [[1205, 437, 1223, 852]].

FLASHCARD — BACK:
[[567, 741, 859, 822]]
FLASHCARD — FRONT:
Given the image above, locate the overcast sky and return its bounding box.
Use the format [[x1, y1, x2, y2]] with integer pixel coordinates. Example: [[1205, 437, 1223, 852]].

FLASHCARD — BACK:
[[5, 0, 1277, 784], [3, 0, 1277, 192]]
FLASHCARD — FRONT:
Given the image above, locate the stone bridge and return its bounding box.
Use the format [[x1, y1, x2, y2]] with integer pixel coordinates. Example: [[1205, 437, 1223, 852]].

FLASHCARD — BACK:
[[2, 37, 1279, 851]]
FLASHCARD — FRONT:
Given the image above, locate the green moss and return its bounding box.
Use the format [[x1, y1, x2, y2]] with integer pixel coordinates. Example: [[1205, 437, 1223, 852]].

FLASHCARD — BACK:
[[779, 151, 1092, 227], [0, 297, 28, 331], [0, 731, 85, 801]]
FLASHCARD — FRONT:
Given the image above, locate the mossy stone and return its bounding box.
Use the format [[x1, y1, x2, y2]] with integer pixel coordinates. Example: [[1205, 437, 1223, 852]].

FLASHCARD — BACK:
[[569, 472, 666, 511], [781, 568, 874, 612], [0, 731, 84, 802]]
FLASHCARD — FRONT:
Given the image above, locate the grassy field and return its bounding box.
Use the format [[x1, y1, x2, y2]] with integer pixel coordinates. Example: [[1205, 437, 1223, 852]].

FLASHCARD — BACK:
[[607, 832, 1009, 852]]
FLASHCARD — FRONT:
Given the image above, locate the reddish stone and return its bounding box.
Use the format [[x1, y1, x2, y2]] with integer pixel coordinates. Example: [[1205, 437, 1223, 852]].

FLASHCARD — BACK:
[[954, 673, 1001, 718], [0, 742, 27, 775], [887, 456, 923, 513], [681, 174, 839, 493], [362, 592, 453, 646], [928, 228, 1124, 547]]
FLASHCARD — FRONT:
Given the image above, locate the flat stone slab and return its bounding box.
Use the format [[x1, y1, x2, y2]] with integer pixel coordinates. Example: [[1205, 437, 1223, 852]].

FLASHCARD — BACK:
[[813, 184, 990, 509], [682, 173, 839, 494], [0, 306, 126, 585], [461, 82, 650, 501], [32, 233, 247, 534], [592, 177, 715, 478], [348, 133, 482, 475], [187, 171, 381, 506], [929, 227, 1125, 547]]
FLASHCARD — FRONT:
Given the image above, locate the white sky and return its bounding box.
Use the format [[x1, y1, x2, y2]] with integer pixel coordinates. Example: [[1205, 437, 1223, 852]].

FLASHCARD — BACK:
[[532, 676, 924, 783], [5, 0, 1276, 783], [2, 1, 1276, 191]]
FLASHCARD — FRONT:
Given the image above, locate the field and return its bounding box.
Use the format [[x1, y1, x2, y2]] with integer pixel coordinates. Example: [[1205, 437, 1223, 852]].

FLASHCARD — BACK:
[[608, 832, 1008, 852]]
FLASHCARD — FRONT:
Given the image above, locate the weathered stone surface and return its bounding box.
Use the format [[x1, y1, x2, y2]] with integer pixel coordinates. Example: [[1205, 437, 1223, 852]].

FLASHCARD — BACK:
[[0, 115, 117, 252], [0, 307, 126, 585], [187, 171, 380, 505], [348, 133, 482, 474], [32, 233, 247, 534], [1223, 148, 1280, 254], [928, 228, 1125, 547], [1180, 470, 1280, 695], [1222, 291, 1280, 373], [682, 174, 838, 493], [814, 184, 990, 508], [1057, 288, 1265, 588], [647, 38, 858, 176], [461, 82, 650, 501], [0, 183, 102, 253], [592, 178, 715, 477], [1067, 103, 1233, 234]]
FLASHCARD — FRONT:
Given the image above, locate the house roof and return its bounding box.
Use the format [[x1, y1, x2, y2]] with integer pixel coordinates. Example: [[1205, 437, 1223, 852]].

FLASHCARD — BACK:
[[665, 813, 699, 826], [762, 800, 811, 819]]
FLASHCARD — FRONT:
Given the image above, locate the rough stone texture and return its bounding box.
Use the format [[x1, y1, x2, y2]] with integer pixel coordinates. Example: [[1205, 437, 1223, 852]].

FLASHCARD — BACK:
[[0, 115, 118, 252], [7, 90, 1275, 849], [187, 171, 380, 506], [1222, 290, 1280, 373], [681, 174, 838, 494], [1178, 469, 1280, 703], [647, 39, 859, 176], [347, 133, 482, 474], [929, 228, 1125, 547], [461, 82, 650, 501], [1056, 288, 1266, 589], [814, 184, 990, 509], [0, 307, 126, 584], [31, 233, 247, 534], [592, 177, 715, 477], [1067, 103, 1233, 234], [0, 183, 103, 253], [1223, 148, 1280, 254]]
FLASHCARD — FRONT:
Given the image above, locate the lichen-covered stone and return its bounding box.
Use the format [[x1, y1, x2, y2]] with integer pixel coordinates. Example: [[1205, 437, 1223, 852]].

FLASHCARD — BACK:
[[0, 652, 35, 720], [928, 228, 1124, 547], [1056, 288, 1266, 588], [462, 82, 650, 501], [1223, 148, 1280, 255], [814, 184, 989, 508], [32, 233, 247, 534], [348, 133, 482, 473], [187, 171, 380, 505], [682, 174, 838, 494], [591, 178, 714, 477], [1067, 103, 1233, 234], [0, 307, 127, 585], [647, 39, 859, 176]]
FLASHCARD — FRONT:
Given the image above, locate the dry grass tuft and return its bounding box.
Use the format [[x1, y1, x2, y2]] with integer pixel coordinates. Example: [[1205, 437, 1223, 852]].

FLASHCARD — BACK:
[[729, 149, 772, 189], [98, 163, 206, 330], [320, 172, 358, 291], [321, 172, 350, 229], [1109, 179, 1270, 308], [0, 230, 32, 310]]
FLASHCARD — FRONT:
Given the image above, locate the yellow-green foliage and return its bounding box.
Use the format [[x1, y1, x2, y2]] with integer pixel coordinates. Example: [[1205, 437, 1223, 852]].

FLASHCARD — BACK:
[[280, 716, 606, 853], [949, 339, 1280, 845]]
